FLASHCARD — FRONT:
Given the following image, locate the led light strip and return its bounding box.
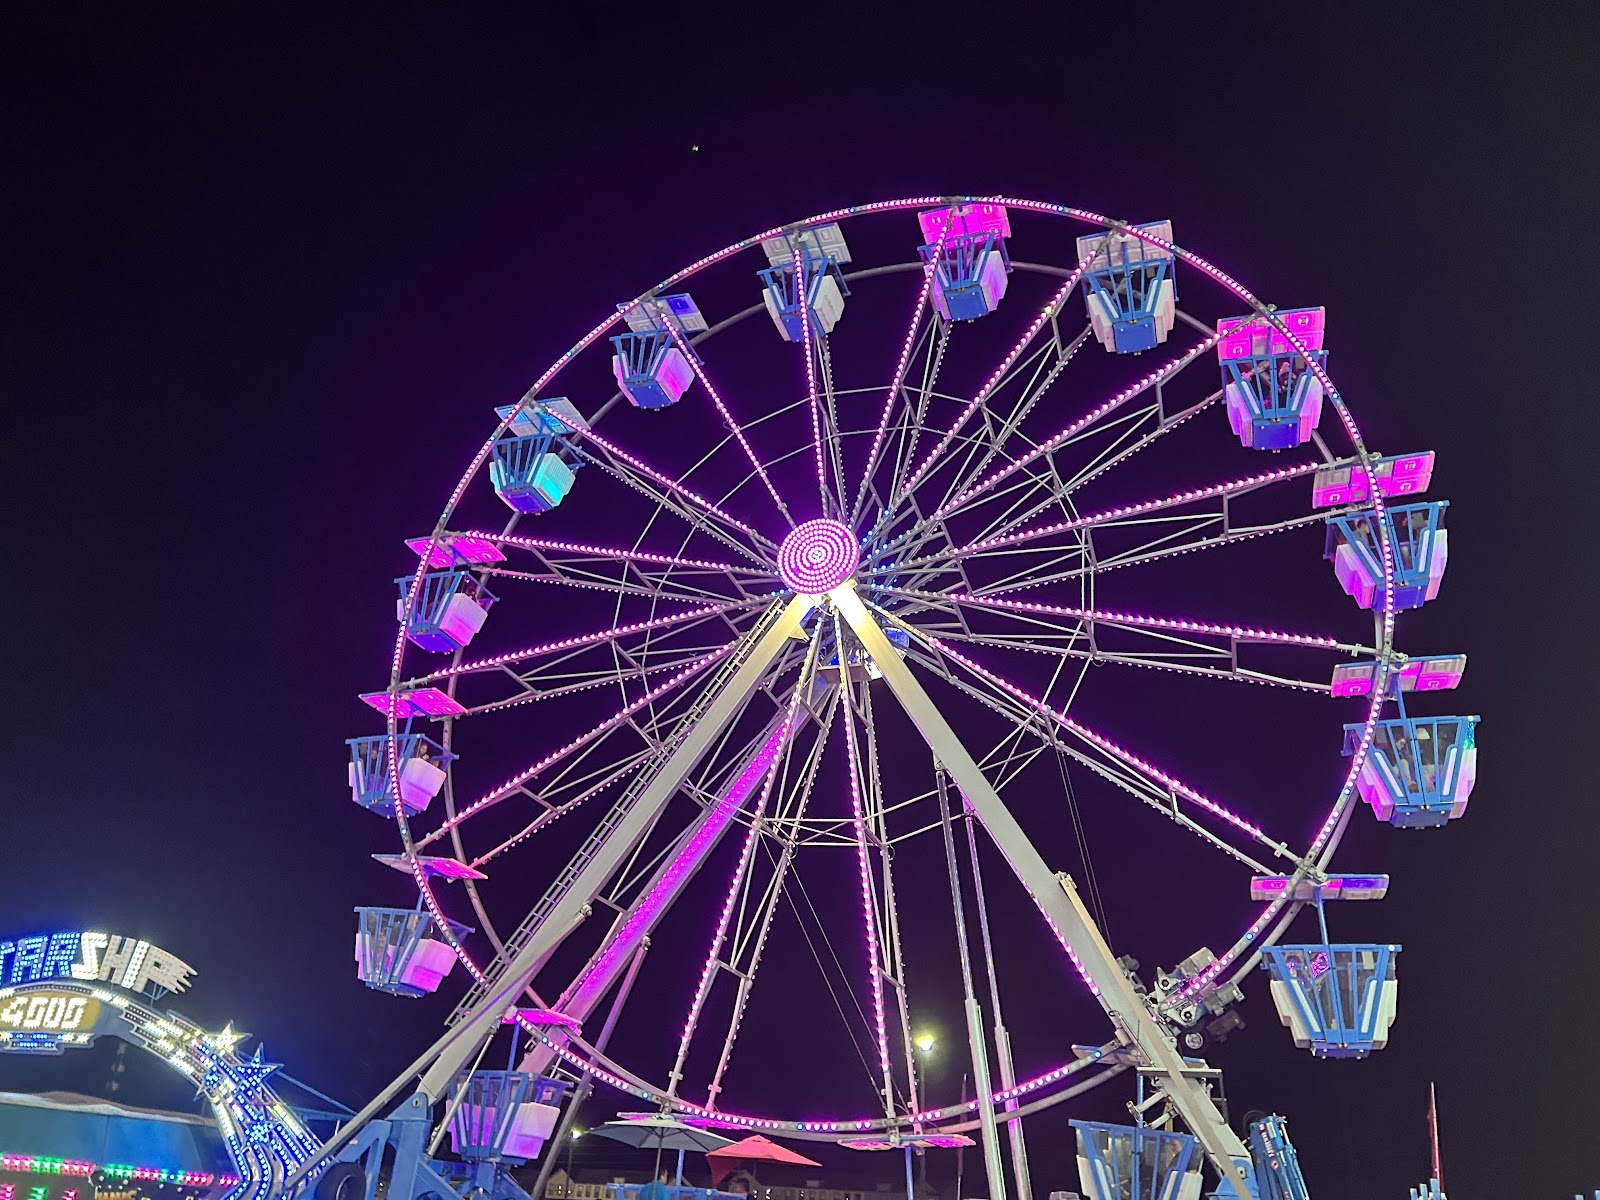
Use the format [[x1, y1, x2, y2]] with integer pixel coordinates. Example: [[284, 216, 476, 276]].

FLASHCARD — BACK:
[[0, 1156, 240, 1189]]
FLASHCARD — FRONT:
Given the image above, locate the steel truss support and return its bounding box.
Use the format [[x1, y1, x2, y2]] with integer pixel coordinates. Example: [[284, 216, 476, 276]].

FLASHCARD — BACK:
[[833, 584, 1255, 1196], [517, 708, 800, 1076], [527, 630, 826, 1079], [287, 597, 813, 1194], [420, 595, 810, 1098], [529, 941, 648, 1200]]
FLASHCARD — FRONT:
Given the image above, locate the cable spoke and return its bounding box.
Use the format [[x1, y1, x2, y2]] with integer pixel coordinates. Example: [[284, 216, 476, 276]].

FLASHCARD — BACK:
[[703, 695, 841, 1108], [909, 628, 1301, 865], [661, 319, 796, 528], [575, 425, 777, 561], [899, 256, 1092, 503], [915, 330, 1223, 535]]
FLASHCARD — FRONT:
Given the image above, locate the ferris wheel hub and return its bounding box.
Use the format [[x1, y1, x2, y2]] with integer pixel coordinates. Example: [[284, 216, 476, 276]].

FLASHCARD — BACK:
[[777, 518, 859, 593]]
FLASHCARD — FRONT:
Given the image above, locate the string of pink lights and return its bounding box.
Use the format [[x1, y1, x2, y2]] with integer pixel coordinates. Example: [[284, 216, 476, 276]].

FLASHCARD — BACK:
[[672, 632, 820, 1086]]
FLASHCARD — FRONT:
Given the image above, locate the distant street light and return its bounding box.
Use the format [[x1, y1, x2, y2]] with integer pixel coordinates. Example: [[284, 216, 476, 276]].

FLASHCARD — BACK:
[[915, 1034, 936, 1054]]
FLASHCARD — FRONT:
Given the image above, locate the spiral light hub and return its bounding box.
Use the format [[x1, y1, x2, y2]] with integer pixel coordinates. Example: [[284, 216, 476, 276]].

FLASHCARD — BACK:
[[777, 519, 859, 594]]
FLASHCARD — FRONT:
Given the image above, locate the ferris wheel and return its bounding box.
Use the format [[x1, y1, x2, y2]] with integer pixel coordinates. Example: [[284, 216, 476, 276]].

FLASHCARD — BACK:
[[332, 197, 1477, 1200]]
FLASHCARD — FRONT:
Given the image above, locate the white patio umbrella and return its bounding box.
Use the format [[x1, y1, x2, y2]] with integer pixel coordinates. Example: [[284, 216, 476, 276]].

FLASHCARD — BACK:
[[590, 1114, 736, 1188]]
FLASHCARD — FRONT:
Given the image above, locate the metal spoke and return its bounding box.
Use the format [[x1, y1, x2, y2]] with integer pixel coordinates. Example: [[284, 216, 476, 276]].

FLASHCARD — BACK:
[[932, 323, 1095, 516], [862, 681, 921, 1118], [416, 646, 738, 850], [469, 754, 651, 869], [880, 587, 1368, 693], [416, 599, 761, 684], [918, 329, 1223, 533], [908, 627, 1301, 866], [459, 648, 737, 718], [898, 255, 1091, 501], [883, 323, 953, 524], [660, 318, 796, 528], [875, 459, 1322, 586], [479, 531, 775, 606], [853, 226, 951, 523], [575, 425, 777, 562]]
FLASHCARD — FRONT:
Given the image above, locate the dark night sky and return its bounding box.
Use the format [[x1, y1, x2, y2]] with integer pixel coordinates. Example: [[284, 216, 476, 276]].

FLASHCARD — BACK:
[[4, 5, 1598, 1199]]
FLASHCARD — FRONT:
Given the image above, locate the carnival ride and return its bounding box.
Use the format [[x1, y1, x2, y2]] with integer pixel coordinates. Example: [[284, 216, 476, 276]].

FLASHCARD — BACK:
[[320, 197, 1477, 1200], [0, 932, 325, 1200]]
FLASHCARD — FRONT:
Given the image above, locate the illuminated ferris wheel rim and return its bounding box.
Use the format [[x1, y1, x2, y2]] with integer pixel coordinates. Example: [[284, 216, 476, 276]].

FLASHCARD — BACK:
[[377, 194, 1405, 1136]]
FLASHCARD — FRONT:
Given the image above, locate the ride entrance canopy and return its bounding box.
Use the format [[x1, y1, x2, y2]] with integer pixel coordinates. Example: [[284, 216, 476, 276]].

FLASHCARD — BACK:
[[332, 197, 1479, 1200]]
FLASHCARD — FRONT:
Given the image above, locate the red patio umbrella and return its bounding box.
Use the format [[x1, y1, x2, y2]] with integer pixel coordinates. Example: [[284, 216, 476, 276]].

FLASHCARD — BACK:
[[705, 1134, 822, 1187]]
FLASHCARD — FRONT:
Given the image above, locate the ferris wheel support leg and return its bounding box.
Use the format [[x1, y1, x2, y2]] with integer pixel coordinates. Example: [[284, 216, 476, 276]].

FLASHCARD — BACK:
[[529, 941, 648, 1200], [833, 584, 1256, 1198], [285, 598, 813, 1199], [519, 709, 800, 1078], [417, 595, 813, 1102], [935, 768, 1010, 1200]]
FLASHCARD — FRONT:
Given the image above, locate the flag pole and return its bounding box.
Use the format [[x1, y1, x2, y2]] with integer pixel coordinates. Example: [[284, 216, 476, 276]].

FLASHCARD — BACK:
[[1427, 1082, 1444, 1192]]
